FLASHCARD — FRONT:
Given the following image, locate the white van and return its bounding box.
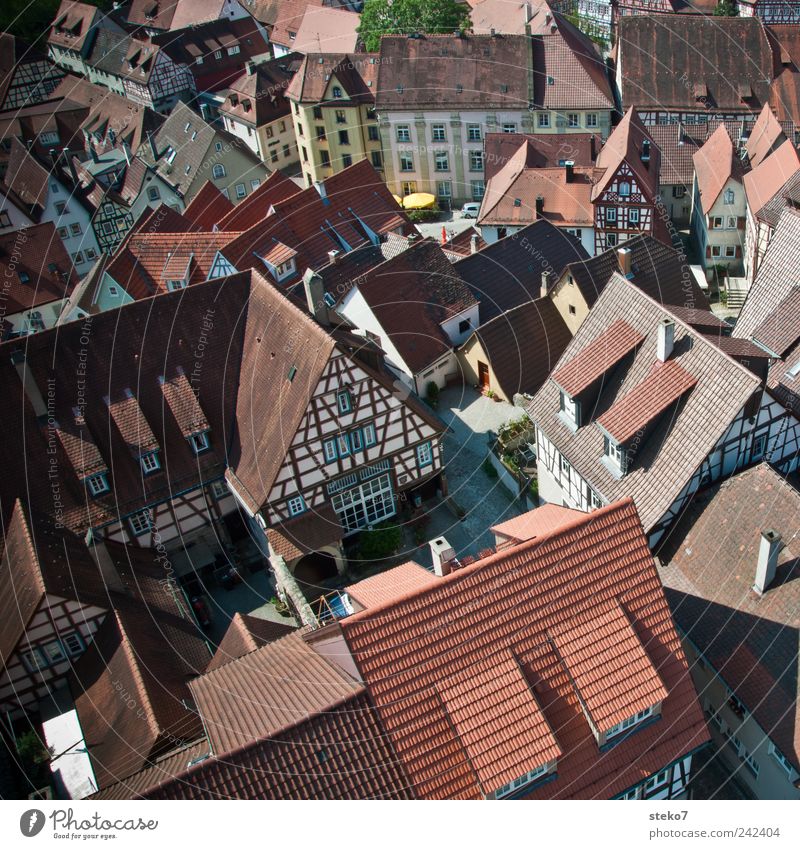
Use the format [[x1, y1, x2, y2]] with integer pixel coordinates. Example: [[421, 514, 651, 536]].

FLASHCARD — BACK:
[[461, 202, 480, 219]]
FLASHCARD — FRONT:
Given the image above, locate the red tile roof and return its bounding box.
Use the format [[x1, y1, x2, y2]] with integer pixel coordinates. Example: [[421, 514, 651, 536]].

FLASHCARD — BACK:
[[266, 502, 343, 561], [107, 391, 160, 454], [551, 318, 645, 397], [750, 285, 800, 356], [292, 8, 360, 54], [160, 371, 208, 437], [181, 181, 234, 229], [491, 503, 584, 544], [592, 108, 659, 202], [340, 499, 709, 799], [483, 131, 599, 182], [346, 561, 438, 611], [744, 139, 800, 221], [746, 103, 787, 169], [206, 613, 295, 672], [597, 359, 698, 444], [215, 169, 302, 231]]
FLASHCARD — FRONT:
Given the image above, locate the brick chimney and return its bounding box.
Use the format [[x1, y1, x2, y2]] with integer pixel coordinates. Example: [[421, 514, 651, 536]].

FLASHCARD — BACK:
[[656, 317, 675, 362], [470, 233, 479, 254], [754, 529, 782, 595], [303, 268, 329, 325], [564, 160, 574, 183], [618, 246, 632, 277], [535, 195, 544, 216]]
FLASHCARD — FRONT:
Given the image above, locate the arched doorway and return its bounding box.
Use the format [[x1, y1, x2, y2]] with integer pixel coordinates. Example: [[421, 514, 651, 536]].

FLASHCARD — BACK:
[[293, 551, 339, 600]]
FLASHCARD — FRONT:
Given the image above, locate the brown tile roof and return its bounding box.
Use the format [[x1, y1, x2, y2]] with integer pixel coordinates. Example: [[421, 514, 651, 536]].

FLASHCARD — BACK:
[[592, 108, 659, 202], [744, 139, 800, 221], [750, 285, 800, 357], [180, 181, 234, 229], [107, 391, 160, 455], [346, 561, 438, 611], [618, 16, 772, 115], [471, 0, 559, 36], [126, 0, 179, 31], [746, 104, 787, 169], [49, 1, 99, 53], [471, 297, 572, 399], [552, 318, 645, 397], [734, 206, 800, 339], [218, 53, 301, 126], [377, 33, 532, 110], [666, 305, 727, 333], [292, 8, 360, 54], [190, 629, 361, 754], [0, 221, 78, 316], [491, 503, 584, 543], [206, 613, 296, 672], [455, 220, 587, 323], [479, 144, 598, 228], [340, 499, 708, 799], [168, 0, 234, 31], [441, 225, 486, 258], [529, 276, 762, 533], [483, 131, 599, 182], [215, 169, 302, 231], [596, 359, 698, 444], [160, 371, 208, 436], [265, 0, 326, 48], [93, 689, 412, 799], [350, 239, 478, 374], [72, 596, 210, 789], [553, 234, 709, 313], [266, 502, 343, 561], [285, 52, 377, 104], [3, 137, 49, 211], [693, 123, 745, 212], [754, 168, 800, 229], [657, 463, 800, 772]]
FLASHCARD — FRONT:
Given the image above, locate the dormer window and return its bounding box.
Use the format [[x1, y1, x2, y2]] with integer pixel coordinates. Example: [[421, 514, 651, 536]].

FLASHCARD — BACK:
[[189, 431, 210, 454], [167, 279, 187, 291], [494, 764, 549, 799], [85, 472, 109, 496], [140, 451, 160, 474], [606, 706, 653, 741], [337, 389, 352, 413], [559, 390, 580, 430], [603, 435, 627, 476]]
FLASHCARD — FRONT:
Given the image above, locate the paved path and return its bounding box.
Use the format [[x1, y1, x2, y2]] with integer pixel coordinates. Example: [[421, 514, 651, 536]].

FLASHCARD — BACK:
[[415, 210, 475, 243]]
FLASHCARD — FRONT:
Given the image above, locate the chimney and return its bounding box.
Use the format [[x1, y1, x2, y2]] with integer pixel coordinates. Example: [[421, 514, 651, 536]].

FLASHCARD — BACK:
[[524, 2, 533, 22], [11, 351, 47, 418], [590, 134, 596, 161], [656, 317, 675, 362], [63, 147, 79, 184], [641, 139, 651, 164], [407, 231, 419, 243], [535, 195, 544, 216], [540, 270, 552, 298], [84, 529, 124, 593], [618, 246, 632, 277], [753, 529, 782, 594], [246, 60, 256, 75], [146, 130, 159, 161], [429, 537, 455, 577], [328, 249, 340, 265], [303, 268, 329, 325], [564, 160, 574, 183], [314, 179, 327, 200], [122, 139, 132, 165], [470, 233, 479, 254]]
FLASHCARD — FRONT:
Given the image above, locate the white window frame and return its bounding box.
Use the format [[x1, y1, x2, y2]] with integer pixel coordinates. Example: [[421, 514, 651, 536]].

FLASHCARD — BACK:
[[210, 480, 228, 499], [606, 207, 617, 223], [417, 441, 433, 468], [140, 451, 160, 474], [189, 431, 210, 454], [606, 706, 653, 740], [538, 112, 550, 128], [396, 125, 411, 142], [128, 509, 152, 536], [212, 163, 226, 179], [363, 423, 376, 447], [467, 124, 481, 141], [287, 495, 306, 516], [431, 124, 446, 142], [629, 208, 640, 225], [86, 472, 109, 496], [724, 189, 735, 204], [337, 390, 352, 413]]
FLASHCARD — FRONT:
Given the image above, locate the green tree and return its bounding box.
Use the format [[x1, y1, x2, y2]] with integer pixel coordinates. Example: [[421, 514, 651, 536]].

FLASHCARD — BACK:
[[713, 0, 739, 15], [358, 0, 471, 52]]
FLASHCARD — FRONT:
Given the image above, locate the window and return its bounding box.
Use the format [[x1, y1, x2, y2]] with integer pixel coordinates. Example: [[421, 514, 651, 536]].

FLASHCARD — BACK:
[[350, 429, 363, 452], [560, 454, 571, 481], [129, 509, 152, 535], [673, 185, 686, 199], [538, 112, 550, 128], [287, 495, 306, 516], [711, 245, 722, 258], [368, 125, 380, 142], [606, 706, 653, 740], [55, 201, 67, 215], [724, 245, 736, 258], [212, 164, 226, 179], [331, 472, 395, 532], [227, 45, 240, 56], [434, 151, 449, 171], [332, 86, 343, 98], [502, 123, 517, 134], [644, 770, 670, 792], [321, 150, 331, 167], [86, 473, 109, 496], [283, 144, 291, 158], [72, 251, 84, 265], [338, 129, 350, 145], [417, 442, 433, 468], [313, 106, 323, 120], [752, 433, 767, 460], [467, 124, 481, 141], [769, 743, 795, 777], [108, 285, 119, 296], [316, 125, 326, 141], [39, 131, 59, 145], [399, 152, 414, 172], [41, 640, 67, 665], [432, 124, 446, 142], [629, 208, 639, 225], [68, 222, 82, 237], [337, 389, 352, 413], [437, 181, 452, 198], [396, 125, 411, 142], [568, 113, 579, 128], [210, 480, 228, 499], [727, 216, 737, 229], [62, 632, 84, 656], [590, 489, 602, 509], [337, 434, 351, 457], [147, 185, 160, 202], [140, 452, 160, 474], [235, 183, 247, 199], [712, 216, 723, 229], [606, 207, 617, 223], [471, 180, 485, 200], [214, 49, 223, 59], [495, 764, 548, 799], [20, 648, 45, 672], [323, 439, 337, 463], [586, 113, 598, 127], [469, 150, 483, 171], [364, 423, 376, 446], [401, 181, 417, 196], [604, 436, 626, 473], [215, 142, 224, 154], [251, 179, 261, 190], [559, 391, 579, 427], [58, 226, 68, 238], [618, 181, 631, 197], [335, 109, 346, 125], [371, 151, 383, 169], [86, 248, 97, 260], [189, 431, 210, 454], [724, 189, 735, 204]]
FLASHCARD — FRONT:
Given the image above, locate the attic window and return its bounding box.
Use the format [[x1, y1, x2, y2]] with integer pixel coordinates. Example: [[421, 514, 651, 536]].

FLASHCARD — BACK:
[[494, 764, 549, 799], [287, 365, 297, 382], [19, 271, 30, 284], [140, 451, 160, 474], [86, 472, 109, 496], [513, 198, 521, 207], [559, 390, 580, 430], [456, 84, 463, 93], [786, 360, 800, 379], [396, 84, 404, 94], [165, 147, 177, 164], [603, 435, 627, 476], [606, 706, 653, 741], [500, 84, 508, 93], [547, 76, 555, 86], [332, 86, 343, 98], [184, 122, 191, 132], [189, 431, 210, 454]]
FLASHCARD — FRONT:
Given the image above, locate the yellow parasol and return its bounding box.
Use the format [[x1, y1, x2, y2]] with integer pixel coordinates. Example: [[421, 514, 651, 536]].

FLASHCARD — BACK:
[[402, 192, 437, 210]]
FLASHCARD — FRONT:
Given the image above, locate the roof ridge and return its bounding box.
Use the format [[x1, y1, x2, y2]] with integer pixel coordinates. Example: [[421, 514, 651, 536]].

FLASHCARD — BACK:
[[342, 498, 637, 625]]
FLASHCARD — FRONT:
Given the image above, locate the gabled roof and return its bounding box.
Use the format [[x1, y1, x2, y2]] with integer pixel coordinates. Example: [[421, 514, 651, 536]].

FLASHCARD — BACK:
[[529, 275, 762, 532], [181, 181, 234, 229], [265, 502, 343, 561], [491, 503, 583, 544], [551, 234, 710, 313], [455, 220, 587, 323], [346, 561, 438, 611], [206, 613, 296, 672], [469, 297, 572, 399], [126, 0, 179, 31], [743, 139, 800, 221], [617, 16, 772, 114], [49, 1, 99, 53], [592, 107, 659, 202], [483, 131, 599, 182], [340, 499, 708, 799], [734, 206, 800, 339], [292, 7, 360, 54], [215, 168, 302, 231], [471, 0, 559, 36], [746, 103, 787, 169], [347, 238, 478, 374], [266, 0, 326, 48], [168, 0, 233, 31], [658, 463, 800, 772], [692, 124, 747, 213], [2, 138, 49, 212], [285, 52, 377, 104], [750, 285, 800, 357], [219, 53, 301, 126]]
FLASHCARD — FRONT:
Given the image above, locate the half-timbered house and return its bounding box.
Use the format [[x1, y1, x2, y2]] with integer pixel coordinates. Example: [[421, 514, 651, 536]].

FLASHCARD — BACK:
[[0, 33, 64, 111], [528, 273, 800, 548], [591, 108, 665, 254]]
